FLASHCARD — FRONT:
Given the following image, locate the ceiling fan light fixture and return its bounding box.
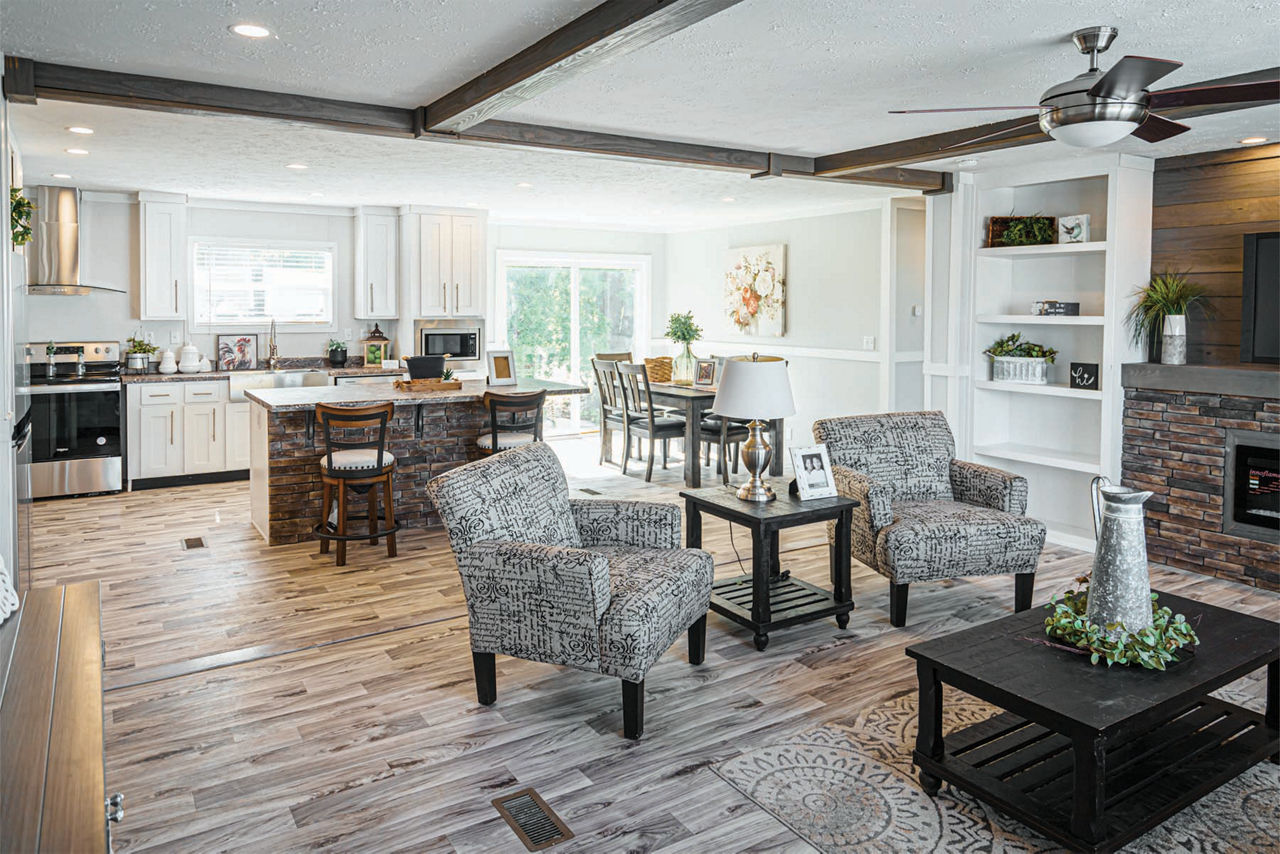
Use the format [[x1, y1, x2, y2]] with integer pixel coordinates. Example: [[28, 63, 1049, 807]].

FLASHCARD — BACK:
[[1047, 119, 1140, 148]]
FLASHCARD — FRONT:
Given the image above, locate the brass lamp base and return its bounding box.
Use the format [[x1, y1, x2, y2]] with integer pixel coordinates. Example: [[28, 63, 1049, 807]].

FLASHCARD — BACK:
[[735, 419, 776, 502]]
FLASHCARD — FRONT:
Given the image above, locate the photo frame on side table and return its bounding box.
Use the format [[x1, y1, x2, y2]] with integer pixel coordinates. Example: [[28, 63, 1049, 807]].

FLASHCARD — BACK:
[[694, 358, 718, 387], [216, 334, 258, 370], [487, 349, 517, 386], [789, 444, 837, 500]]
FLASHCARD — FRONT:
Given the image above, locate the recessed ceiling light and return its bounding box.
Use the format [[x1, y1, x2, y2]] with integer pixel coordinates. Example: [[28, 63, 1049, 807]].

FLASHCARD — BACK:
[[65, 148, 89, 155], [284, 163, 308, 170], [515, 182, 533, 189], [956, 158, 980, 168], [51, 173, 71, 179], [721, 196, 736, 203], [229, 23, 272, 38], [1239, 136, 1269, 145], [67, 126, 94, 135]]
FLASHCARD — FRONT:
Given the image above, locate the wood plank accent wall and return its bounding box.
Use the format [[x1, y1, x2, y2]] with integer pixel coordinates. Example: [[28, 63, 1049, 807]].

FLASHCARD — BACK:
[[1151, 144, 1280, 365]]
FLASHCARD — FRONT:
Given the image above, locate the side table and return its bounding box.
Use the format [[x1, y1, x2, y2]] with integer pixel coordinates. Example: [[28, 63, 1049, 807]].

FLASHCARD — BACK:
[[681, 486, 858, 650]]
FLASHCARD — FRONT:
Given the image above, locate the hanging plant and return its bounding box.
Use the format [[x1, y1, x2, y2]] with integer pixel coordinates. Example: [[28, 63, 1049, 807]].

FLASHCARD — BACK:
[[10, 187, 33, 247]]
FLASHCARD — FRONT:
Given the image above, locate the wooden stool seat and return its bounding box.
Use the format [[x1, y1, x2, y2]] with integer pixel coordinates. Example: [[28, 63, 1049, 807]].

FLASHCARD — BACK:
[[313, 402, 400, 566]]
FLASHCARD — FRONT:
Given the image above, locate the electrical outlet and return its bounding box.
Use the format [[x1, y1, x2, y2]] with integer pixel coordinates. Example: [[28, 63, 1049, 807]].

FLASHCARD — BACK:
[[862, 336, 876, 350], [343, 328, 352, 341], [912, 304, 924, 317], [169, 329, 180, 344], [144, 331, 155, 345]]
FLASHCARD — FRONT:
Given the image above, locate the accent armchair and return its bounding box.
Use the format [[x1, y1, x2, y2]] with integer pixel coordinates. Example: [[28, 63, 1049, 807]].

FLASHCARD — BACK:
[[813, 411, 1046, 627], [425, 442, 713, 739]]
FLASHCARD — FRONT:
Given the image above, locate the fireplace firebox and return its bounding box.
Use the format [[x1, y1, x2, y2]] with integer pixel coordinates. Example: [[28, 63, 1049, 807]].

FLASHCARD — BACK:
[[1225, 429, 1280, 543]]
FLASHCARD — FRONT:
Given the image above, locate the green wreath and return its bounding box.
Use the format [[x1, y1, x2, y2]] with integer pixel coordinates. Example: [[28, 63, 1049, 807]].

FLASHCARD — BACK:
[[1044, 578, 1198, 671]]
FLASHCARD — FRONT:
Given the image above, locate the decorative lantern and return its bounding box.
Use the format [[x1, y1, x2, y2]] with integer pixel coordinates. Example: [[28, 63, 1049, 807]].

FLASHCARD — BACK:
[[361, 323, 391, 367]]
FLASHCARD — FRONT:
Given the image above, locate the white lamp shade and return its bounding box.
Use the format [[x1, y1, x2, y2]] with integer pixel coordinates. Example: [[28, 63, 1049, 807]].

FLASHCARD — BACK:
[[1048, 120, 1137, 148], [712, 357, 796, 420]]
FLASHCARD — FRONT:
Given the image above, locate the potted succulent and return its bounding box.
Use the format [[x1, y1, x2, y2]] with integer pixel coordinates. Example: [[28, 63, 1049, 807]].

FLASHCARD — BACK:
[[327, 338, 348, 368], [125, 335, 159, 372], [984, 332, 1057, 385], [1124, 271, 1213, 365], [10, 187, 33, 248], [665, 311, 703, 386]]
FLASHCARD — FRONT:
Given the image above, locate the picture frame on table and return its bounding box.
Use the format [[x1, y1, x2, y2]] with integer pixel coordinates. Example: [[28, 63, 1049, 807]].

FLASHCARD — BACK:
[[789, 444, 838, 500], [694, 358, 718, 387], [216, 334, 258, 371], [487, 349, 517, 386]]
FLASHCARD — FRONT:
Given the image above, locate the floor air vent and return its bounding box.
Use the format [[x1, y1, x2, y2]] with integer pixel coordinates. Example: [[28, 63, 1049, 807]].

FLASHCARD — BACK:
[[181, 537, 207, 550], [493, 788, 573, 850], [578, 488, 602, 495]]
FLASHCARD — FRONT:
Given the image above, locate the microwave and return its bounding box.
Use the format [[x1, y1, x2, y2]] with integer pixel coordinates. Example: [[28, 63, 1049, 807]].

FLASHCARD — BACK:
[[421, 327, 481, 361]]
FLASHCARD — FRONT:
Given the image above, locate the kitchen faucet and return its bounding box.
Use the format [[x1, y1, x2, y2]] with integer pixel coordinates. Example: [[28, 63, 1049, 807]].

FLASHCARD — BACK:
[[266, 319, 280, 370]]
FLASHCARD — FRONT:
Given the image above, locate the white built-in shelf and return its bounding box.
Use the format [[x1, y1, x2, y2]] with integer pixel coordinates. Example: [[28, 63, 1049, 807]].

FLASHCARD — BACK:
[[976, 314, 1105, 326], [973, 442, 1102, 475], [976, 241, 1107, 259], [974, 380, 1103, 400]]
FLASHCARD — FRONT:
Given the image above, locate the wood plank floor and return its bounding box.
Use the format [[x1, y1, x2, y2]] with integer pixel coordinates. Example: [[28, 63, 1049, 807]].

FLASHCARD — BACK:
[[29, 437, 1280, 852]]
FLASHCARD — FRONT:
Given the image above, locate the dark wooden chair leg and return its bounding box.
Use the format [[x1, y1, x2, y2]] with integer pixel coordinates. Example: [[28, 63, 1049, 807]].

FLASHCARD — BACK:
[[622, 679, 644, 740], [688, 614, 706, 665], [367, 487, 379, 544], [1015, 573, 1035, 612], [889, 582, 909, 627], [473, 651, 496, 705], [336, 481, 348, 566], [319, 480, 332, 554], [383, 476, 397, 558]]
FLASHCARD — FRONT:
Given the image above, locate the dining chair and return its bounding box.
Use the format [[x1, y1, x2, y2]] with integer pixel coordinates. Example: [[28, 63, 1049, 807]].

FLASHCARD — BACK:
[[594, 350, 633, 363], [590, 358, 628, 466], [617, 363, 686, 482], [477, 390, 546, 455]]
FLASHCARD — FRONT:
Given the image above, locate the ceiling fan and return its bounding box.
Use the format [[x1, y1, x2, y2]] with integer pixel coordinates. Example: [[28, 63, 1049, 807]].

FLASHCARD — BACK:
[[891, 26, 1280, 149]]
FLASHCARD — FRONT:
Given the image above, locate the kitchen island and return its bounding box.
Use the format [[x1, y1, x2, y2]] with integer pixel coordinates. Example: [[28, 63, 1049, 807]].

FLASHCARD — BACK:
[[245, 378, 587, 544]]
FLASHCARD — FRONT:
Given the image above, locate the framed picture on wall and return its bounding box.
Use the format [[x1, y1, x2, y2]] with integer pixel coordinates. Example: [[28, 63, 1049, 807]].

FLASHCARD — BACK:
[[487, 349, 517, 386], [789, 444, 838, 500], [216, 334, 258, 371]]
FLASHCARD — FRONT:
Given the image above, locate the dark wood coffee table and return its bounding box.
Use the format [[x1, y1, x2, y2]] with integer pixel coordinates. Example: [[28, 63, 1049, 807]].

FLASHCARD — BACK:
[[682, 486, 857, 651], [905, 591, 1278, 853]]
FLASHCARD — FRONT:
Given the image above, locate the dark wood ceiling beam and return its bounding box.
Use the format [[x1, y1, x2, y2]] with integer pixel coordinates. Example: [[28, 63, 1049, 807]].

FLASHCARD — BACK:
[[24, 61, 416, 137], [6, 59, 948, 192], [814, 66, 1280, 177], [3, 57, 37, 104], [421, 0, 744, 134]]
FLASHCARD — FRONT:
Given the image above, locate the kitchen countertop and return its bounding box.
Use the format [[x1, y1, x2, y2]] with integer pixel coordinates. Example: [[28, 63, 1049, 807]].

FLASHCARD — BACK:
[[245, 378, 588, 412], [121, 366, 406, 384]]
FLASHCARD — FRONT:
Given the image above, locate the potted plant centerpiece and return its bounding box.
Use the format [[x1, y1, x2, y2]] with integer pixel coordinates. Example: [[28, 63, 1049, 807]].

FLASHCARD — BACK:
[[984, 332, 1057, 384], [665, 311, 703, 386], [1124, 271, 1213, 365], [125, 335, 159, 372], [10, 187, 33, 248], [328, 338, 348, 368]]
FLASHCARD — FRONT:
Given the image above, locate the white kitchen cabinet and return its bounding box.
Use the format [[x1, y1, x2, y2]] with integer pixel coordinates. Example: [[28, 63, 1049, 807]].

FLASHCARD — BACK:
[[139, 201, 186, 319], [137, 405, 183, 479], [224, 402, 251, 470], [355, 212, 398, 319], [419, 213, 483, 317], [183, 404, 225, 474]]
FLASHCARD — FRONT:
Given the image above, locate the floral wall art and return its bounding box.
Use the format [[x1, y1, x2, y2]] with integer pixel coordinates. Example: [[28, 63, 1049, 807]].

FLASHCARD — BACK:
[[725, 244, 786, 337]]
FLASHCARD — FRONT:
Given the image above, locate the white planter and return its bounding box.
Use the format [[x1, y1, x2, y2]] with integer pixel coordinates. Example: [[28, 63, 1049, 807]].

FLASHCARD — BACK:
[[1161, 314, 1187, 365], [991, 356, 1050, 385]]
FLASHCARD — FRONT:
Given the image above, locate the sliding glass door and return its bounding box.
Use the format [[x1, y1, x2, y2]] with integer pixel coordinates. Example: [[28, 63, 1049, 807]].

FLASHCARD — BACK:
[[497, 252, 649, 434]]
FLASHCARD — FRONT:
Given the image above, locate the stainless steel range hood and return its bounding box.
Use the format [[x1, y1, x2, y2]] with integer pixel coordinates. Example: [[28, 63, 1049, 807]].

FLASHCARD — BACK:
[[25, 186, 103, 295]]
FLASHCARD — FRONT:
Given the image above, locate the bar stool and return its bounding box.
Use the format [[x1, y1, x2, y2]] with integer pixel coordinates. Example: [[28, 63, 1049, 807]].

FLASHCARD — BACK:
[[314, 402, 400, 566], [478, 390, 547, 454]]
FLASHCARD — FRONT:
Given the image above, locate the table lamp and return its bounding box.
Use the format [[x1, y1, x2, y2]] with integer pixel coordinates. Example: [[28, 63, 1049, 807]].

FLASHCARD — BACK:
[[712, 354, 796, 501]]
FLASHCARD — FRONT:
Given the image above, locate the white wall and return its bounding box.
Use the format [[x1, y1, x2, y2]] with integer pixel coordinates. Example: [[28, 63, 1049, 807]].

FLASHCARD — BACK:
[[656, 206, 891, 444], [25, 196, 364, 362]]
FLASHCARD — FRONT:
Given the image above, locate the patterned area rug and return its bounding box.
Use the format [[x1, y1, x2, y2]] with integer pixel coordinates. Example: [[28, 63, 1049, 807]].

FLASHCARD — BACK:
[[715, 686, 1279, 853]]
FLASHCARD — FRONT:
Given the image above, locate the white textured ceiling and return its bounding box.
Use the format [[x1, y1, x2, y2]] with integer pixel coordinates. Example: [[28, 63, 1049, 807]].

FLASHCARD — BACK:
[[10, 101, 905, 231], [4, 0, 1279, 226]]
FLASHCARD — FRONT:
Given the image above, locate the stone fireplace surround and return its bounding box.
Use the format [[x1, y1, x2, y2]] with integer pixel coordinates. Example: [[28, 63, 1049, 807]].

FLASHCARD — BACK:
[[1121, 363, 1280, 591]]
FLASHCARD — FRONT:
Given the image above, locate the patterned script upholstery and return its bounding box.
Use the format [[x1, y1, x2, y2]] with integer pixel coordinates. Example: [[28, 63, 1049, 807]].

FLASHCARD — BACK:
[[813, 412, 1044, 589], [427, 442, 712, 682]]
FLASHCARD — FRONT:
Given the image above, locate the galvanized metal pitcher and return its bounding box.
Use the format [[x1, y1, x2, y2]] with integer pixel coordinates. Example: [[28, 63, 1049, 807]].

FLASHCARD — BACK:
[[1088, 476, 1155, 636]]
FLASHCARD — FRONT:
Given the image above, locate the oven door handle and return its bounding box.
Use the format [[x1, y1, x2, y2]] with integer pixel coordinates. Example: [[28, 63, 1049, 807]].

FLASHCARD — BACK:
[[17, 382, 122, 395], [11, 411, 31, 452]]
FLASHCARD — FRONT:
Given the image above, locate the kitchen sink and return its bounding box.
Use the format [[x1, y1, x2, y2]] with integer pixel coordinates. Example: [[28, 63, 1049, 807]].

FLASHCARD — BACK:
[[228, 369, 331, 402]]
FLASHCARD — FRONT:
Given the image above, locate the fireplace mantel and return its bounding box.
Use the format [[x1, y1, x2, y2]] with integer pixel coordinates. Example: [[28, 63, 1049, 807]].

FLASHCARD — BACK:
[[1121, 362, 1280, 399]]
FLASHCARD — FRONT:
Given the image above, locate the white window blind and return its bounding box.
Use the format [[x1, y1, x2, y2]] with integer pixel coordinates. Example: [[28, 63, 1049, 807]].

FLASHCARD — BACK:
[[192, 242, 334, 325]]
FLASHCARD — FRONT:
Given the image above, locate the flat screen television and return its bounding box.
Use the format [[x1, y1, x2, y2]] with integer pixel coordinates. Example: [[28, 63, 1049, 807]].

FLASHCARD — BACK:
[[1242, 231, 1279, 364]]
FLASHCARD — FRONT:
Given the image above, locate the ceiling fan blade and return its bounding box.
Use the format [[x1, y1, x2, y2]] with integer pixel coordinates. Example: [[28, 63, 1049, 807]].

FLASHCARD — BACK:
[[940, 116, 1043, 150], [1131, 113, 1192, 142], [889, 106, 1041, 114], [1089, 55, 1183, 99], [1149, 78, 1280, 110]]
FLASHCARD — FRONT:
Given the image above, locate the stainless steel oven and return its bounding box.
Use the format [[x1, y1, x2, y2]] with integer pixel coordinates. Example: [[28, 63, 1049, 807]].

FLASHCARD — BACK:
[[415, 319, 484, 369], [20, 342, 123, 498]]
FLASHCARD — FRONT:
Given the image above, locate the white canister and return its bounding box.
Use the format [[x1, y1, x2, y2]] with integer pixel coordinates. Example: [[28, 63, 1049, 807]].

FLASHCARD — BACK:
[[1161, 314, 1187, 366], [157, 349, 178, 374], [178, 342, 202, 373]]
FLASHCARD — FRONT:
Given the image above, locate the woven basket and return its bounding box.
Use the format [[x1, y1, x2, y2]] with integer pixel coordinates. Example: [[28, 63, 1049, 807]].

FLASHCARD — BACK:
[[643, 357, 673, 383], [991, 356, 1049, 385]]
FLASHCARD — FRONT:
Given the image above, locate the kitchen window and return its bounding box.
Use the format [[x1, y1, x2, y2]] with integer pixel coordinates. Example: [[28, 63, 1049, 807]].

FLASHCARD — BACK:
[[192, 240, 335, 325]]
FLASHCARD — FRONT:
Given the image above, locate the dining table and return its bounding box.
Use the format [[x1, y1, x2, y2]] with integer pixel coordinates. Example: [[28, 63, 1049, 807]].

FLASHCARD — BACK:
[[646, 382, 785, 488]]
